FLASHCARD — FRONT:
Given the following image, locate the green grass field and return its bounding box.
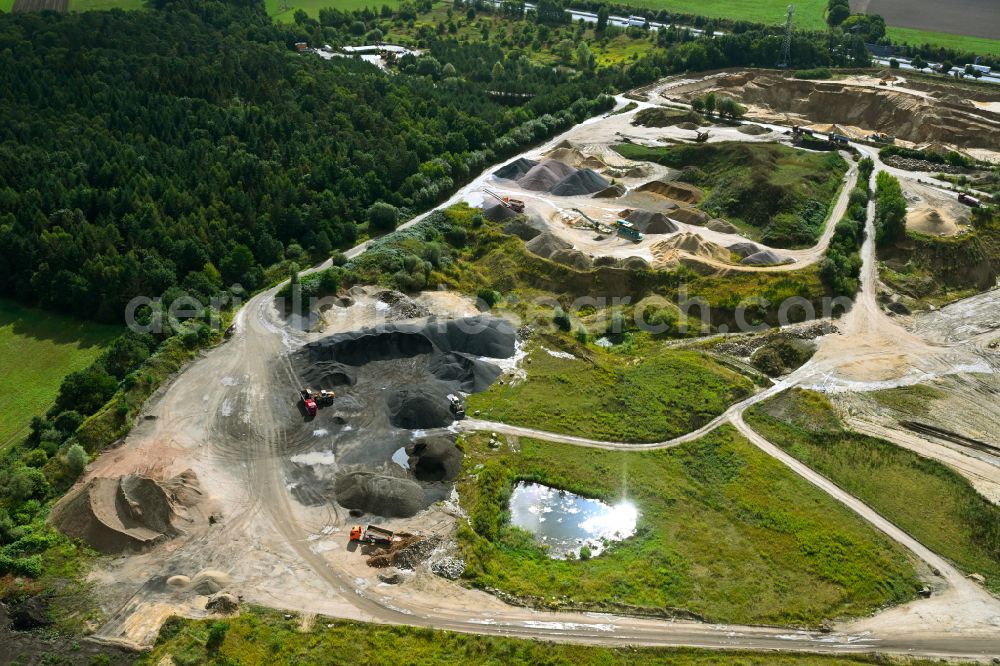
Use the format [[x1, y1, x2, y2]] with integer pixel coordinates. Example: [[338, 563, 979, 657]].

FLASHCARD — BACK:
[[69, 0, 145, 10], [885, 26, 1000, 56], [456, 427, 919, 626], [466, 336, 755, 442], [139, 609, 947, 666], [0, 0, 13, 11], [0, 299, 118, 450], [264, 0, 395, 18], [746, 388, 1000, 593], [621, 0, 828, 30]]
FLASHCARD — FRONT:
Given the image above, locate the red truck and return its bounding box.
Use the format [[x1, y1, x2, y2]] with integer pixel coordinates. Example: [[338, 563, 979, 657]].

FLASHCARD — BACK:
[[300, 388, 317, 417]]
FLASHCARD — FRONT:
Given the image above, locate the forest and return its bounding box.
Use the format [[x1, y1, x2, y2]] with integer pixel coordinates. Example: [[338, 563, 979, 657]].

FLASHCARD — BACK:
[[0, 0, 616, 322]]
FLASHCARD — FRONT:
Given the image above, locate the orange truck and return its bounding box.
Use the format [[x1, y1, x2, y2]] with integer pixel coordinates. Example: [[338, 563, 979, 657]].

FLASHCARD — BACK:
[[349, 524, 395, 546]]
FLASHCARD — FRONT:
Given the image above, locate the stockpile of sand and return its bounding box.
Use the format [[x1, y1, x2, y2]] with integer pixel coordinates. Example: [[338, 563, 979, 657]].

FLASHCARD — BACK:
[[669, 207, 710, 226], [334, 471, 424, 517], [637, 179, 704, 204], [544, 140, 607, 170], [51, 472, 200, 554], [526, 232, 572, 259], [593, 183, 625, 199], [651, 233, 731, 265], [626, 210, 678, 234], [550, 248, 594, 270], [741, 249, 793, 266], [737, 124, 770, 135], [906, 206, 960, 236], [406, 436, 463, 481], [707, 219, 739, 234]]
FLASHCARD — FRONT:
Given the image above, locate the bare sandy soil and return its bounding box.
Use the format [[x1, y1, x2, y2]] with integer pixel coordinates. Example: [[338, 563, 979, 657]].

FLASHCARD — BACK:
[[903, 180, 971, 237], [661, 70, 1000, 162], [57, 76, 1000, 661]]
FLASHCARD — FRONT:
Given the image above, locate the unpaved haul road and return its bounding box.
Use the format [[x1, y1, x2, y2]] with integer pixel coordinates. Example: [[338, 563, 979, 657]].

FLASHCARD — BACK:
[[89, 90, 1000, 660]]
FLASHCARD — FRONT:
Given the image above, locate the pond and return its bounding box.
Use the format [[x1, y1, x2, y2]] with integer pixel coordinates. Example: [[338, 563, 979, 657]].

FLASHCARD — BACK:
[[508, 482, 638, 559]]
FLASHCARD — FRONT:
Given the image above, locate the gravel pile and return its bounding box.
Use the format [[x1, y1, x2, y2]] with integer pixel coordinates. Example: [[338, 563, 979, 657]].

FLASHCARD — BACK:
[[334, 472, 425, 517], [741, 249, 793, 266], [406, 436, 464, 481], [728, 241, 761, 258], [394, 536, 443, 569], [550, 248, 594, 270], [707, 219, 738, 234], [494, 157, 539, 181], [549, 168, 610, 196], [526, 232, 572, 259], [431, 557, 466, 580], [626, 209, 678, 234], [502, 215, 547, 240]]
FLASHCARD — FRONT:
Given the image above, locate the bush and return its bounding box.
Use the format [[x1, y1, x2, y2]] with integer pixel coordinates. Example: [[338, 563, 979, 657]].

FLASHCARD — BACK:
[[793, 67, 832, 79], [552, 306, 571, 332], [477, 289, 501, 308], [206, 621, 228, 653], [367, 201, 400, 233], [67, 444, 88, 476], [751, 347, 784, 376]]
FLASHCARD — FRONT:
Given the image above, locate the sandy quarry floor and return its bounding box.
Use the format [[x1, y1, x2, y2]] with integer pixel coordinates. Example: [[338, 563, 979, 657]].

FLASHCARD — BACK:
[[903, 179, 972, 237], [60, 76, 1000, 661]]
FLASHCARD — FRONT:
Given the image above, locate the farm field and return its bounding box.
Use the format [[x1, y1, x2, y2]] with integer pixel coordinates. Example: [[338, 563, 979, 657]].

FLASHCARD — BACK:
[[0, 299, 118, 451], [886, 26, 1000, 56], [263, 0, 397, 18], [856, 0, 1000, 44]]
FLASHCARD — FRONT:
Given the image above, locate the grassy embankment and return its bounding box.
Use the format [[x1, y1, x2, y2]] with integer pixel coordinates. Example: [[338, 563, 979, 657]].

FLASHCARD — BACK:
[[455, 427, 919, 625], [138, 608, 953, 666], [466, 334, 754, 442], [0, 300, 118, 453], [615, 142, 848, 248], [337, 203, 828, 331], [879, 209, 1000, 306], [746, 388, 1000, 594]]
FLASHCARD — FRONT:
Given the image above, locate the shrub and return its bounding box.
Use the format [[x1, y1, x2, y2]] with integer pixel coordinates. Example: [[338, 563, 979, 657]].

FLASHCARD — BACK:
[[793, 67, 832, 79]]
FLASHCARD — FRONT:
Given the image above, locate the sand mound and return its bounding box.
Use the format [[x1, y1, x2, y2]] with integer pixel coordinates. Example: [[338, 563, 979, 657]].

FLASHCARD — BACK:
[[526, 232, 572, 259], [637, 179, 704, 204], [406, 436, 463, 481], [190, 570, 232, 595], [550, 248, 594, 270], [386, 385, 454, 429], [741, 250, 793, 266], [544, 142, 607, 170], [737, 124, 770, 135], [593, 183, 626, 199], [494, 157, 538, 181], [668, 207, 710, 226], [623, 256, 650, 270], [483, 202, 517, 222], [651, 233, 731, 264], [707, 219, 739, 234], [518, 159, 578, 191], [728, 241, 761, 258], [550, 168, 610, 196], [335, 471, 424, 517], [503, 215, 546, 240], [906, 206, 960, 236], [51, 471, 199, 554], [626, 210, 678, 234]]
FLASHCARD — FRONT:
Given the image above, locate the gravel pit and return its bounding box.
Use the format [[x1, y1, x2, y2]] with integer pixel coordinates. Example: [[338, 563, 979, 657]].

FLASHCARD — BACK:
[[290, 316, 515, 517]]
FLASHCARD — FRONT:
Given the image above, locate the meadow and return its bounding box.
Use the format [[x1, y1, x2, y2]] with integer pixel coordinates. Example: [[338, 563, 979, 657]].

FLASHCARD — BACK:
[[0, 299, 118, 451]]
